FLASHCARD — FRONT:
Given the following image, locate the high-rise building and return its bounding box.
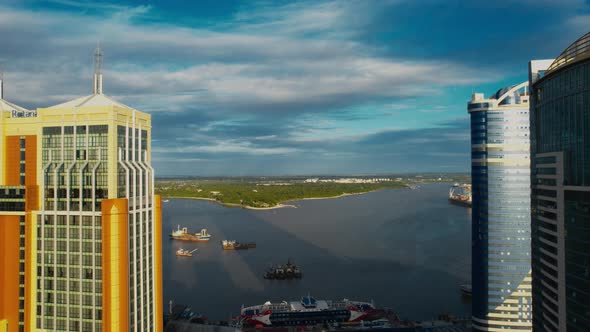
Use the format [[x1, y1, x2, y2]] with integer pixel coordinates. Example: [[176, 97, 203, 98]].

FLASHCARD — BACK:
[[0, 48, 163, 332], [469, 82, 533, 331], [529, 32, 590, 332]]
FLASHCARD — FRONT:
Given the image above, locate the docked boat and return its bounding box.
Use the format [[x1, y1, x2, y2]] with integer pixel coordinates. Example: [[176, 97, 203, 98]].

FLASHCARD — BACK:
[[222, 240, 256, 250], [238, 295, 383, 327], [176, 248, 197, 257], [170, 226, 211, 242], [448, 183, 472, 207], [264, 260, 302, 279]]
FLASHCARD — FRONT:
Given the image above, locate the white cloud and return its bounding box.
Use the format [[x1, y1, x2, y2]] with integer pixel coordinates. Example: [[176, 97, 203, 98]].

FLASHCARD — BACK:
[[0, 2, 499, 112], [153, 140, 299, 155], [0, 1, 491, 170]]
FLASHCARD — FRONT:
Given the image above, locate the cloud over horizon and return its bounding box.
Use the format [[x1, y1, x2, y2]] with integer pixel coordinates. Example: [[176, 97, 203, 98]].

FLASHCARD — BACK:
[[0, 0, 587, 175]]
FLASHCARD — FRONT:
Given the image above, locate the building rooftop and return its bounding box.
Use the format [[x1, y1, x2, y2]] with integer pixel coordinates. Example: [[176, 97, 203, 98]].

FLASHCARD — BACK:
[[0, 98, 29, 113], [46, 93, 133, 110], [0, 73, 30, 114], [547, 32, 590, 74]]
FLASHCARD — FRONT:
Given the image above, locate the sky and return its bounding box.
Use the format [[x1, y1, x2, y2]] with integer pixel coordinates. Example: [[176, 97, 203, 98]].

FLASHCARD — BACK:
[[0, 0, 588, 176]]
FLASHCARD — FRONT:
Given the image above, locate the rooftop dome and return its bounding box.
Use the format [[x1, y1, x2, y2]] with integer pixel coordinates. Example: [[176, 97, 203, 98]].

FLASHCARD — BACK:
[[493, 85, 517, 100], [547, 32, 590, 74]]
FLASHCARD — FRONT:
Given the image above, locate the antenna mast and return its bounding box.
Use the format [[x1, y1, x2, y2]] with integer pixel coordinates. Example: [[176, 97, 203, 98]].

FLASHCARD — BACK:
[[93, 45, 103, 95], [0, 65, 4, 100]]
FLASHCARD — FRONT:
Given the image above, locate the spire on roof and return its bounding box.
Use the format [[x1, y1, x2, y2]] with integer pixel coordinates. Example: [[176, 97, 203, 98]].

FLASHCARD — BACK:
[[0, 65, 4, 100], [93, 44, 103, 95]]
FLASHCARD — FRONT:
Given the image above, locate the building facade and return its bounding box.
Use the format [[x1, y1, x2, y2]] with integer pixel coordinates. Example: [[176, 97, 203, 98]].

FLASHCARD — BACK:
[[529, 32, 590, 332], [0, 49, 163, 332], [469, 82, 533, 331]]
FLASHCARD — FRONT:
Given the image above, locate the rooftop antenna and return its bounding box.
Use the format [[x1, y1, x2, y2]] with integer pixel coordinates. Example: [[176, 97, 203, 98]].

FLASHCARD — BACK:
[[93, 43, 103, 95], [0, 65, 4, 99]]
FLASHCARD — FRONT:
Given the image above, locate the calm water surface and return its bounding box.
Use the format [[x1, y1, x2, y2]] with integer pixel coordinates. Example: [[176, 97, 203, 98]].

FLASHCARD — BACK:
[[162, 183, 471, 321]]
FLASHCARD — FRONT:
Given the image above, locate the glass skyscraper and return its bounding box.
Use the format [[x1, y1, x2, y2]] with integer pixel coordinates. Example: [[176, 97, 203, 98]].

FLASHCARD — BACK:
[[529, 32, 590, 332], [0, 48, 163, 332], [469, 82, 533, 331]]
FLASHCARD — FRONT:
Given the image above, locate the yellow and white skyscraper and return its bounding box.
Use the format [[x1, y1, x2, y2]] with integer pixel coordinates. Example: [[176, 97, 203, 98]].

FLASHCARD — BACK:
[[0, 48, 163, 332]]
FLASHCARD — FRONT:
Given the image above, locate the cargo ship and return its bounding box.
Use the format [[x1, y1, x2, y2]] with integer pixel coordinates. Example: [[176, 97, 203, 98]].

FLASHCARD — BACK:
[[176, 248, 197, 257], [448, 183, 472, 207], [238, 296, 383, 328], [264, 260, 302, 279], [222, 240, 256, 250], [170, 226, 211, 242]]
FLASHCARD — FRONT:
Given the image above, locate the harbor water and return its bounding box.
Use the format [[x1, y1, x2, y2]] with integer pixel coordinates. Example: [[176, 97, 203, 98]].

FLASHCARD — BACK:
[[162, 183, 471, 321]]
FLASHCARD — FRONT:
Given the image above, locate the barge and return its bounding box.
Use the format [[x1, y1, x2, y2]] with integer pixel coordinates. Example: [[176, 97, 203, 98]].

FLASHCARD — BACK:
[[170, 226, 212, 242], [222, 240, 256, 250]]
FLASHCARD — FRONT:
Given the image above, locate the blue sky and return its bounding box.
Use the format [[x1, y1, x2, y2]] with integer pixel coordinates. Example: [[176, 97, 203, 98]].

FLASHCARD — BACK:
[[0, 0, 588, 176]]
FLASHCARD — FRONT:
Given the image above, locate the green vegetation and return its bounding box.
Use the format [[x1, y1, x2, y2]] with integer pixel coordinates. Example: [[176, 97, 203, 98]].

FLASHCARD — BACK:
[[155, 180, 408, 208], [155, 173, 471, 209]]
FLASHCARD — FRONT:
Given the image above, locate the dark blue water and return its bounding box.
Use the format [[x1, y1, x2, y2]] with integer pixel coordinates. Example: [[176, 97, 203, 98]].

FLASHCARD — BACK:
[[162, 183, 471, 321]]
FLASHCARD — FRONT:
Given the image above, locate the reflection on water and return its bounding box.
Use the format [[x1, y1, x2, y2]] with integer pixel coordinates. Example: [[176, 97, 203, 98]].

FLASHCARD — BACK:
[[162, 183, 471, 320]]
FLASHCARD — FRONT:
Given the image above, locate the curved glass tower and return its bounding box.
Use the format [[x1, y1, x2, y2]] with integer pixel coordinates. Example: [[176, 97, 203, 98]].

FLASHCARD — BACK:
[[469, 82, 533, 331], [530, 32, 590, 332]]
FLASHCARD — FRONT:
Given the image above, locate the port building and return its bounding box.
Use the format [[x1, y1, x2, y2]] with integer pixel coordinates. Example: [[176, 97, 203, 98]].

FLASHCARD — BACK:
[[0, 48, 163, 331], [529, 32, 590, 332], [468, 81, 533, 331]]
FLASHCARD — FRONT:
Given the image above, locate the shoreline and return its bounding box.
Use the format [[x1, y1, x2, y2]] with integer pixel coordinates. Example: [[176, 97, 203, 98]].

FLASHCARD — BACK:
[[163, 196, 297, 210], [162, 186, 406, 210]]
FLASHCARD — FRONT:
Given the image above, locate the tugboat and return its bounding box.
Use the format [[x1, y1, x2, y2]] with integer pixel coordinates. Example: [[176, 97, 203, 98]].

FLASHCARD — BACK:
[[448, 183, 472, 207], [222, 240, 256, 250], [170, 226, 211, 242], [176, 248, 197, 257], [264, 260, 302, 279], [238, 295, 383, 328]]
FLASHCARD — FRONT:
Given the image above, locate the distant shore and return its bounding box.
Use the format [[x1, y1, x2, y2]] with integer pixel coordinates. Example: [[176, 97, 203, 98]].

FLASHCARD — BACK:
[[162, 188, 392, 210], [163, 196, 297, 210]]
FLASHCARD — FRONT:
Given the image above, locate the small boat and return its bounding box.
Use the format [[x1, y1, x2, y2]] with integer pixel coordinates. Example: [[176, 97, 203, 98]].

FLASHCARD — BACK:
[[163, 199, 170, 203], [264, 260, 303, 280], [460, 284, 472, 296], [176, 248, 197, 257], [170, 225, 212, 242], [222, 240, 256, 250]]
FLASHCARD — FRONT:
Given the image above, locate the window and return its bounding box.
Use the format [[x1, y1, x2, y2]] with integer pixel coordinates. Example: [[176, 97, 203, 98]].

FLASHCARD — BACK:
[[76, 149, 86, 160]]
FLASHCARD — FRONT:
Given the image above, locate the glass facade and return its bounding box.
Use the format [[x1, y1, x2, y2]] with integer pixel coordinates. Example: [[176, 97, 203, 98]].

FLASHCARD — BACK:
[[117, 125, 154, 331], [469, 83, 533, 331], [531, 57, 590, 332], [36, 215, 103, 331], [37, 125, 108, 331], [0, 73, 160, 331], [0, 186, 26, 211], [42, 126, 108, 211]]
